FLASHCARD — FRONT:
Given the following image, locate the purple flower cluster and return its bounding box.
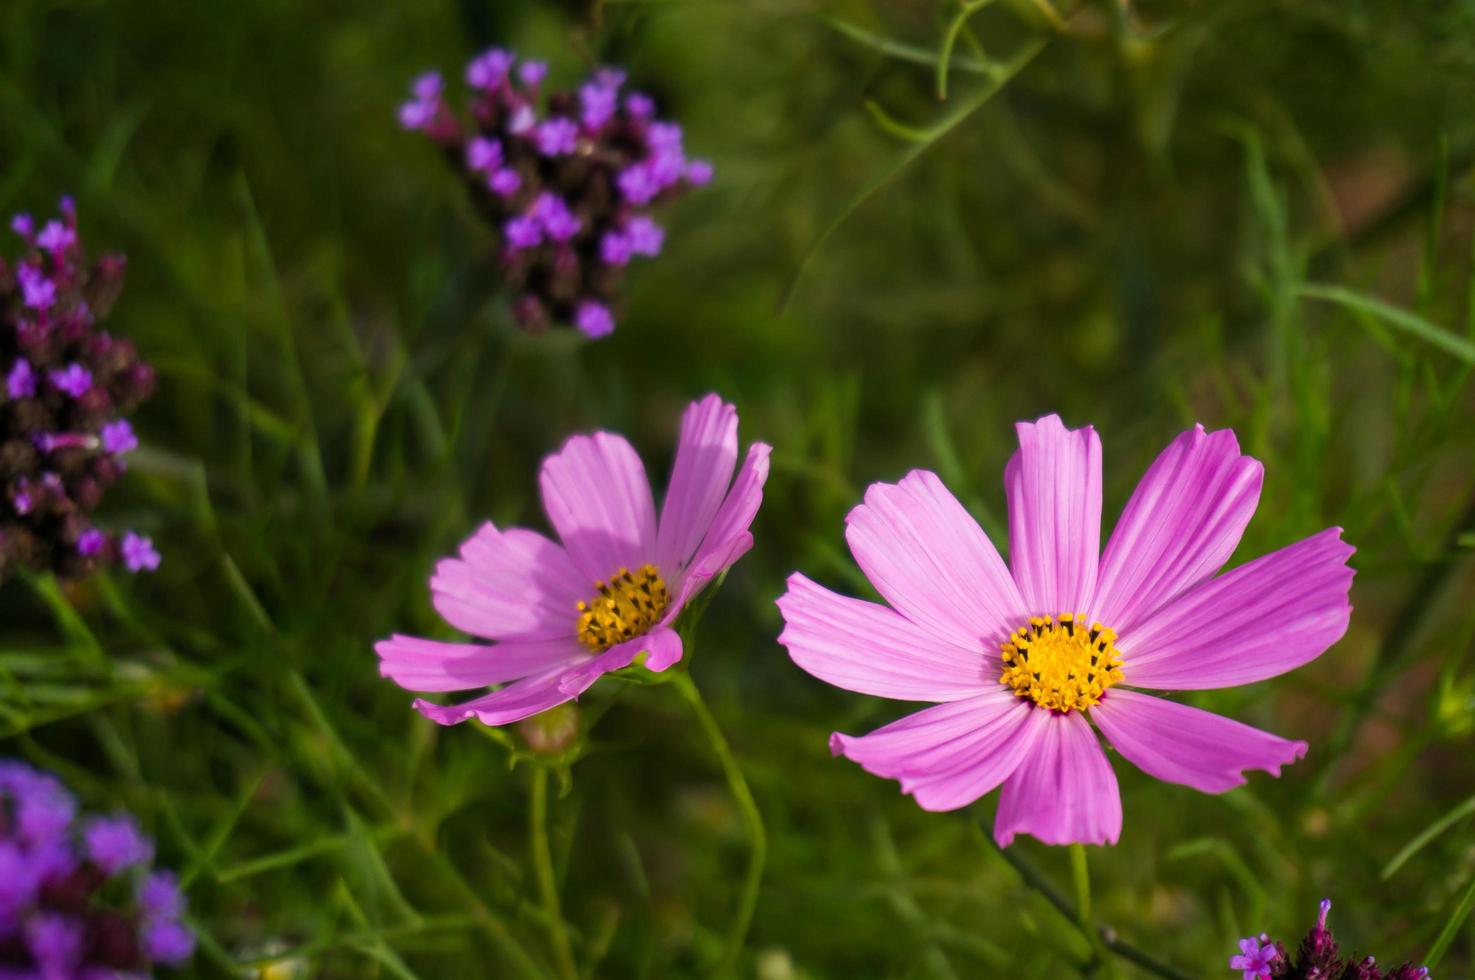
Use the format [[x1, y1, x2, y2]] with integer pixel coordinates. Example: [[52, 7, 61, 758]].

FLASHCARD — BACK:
[[399, 51, 712, 338], [0, 760, 193, 976], [1232, 900, 1430, 980], [1, 199, 158, 581]]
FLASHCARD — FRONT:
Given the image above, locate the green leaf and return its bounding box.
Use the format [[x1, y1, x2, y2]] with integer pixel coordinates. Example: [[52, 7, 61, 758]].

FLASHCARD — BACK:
[[1298, 283, 1475, 364]]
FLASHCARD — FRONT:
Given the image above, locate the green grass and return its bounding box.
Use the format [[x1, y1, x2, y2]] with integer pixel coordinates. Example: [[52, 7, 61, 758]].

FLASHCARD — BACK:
[[4, 0, 1475, 976]]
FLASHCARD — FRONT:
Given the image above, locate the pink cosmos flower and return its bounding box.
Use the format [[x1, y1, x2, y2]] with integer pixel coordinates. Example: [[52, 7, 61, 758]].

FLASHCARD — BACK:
[[778, 414, 1354, 847], [378, 394, 770, 726]]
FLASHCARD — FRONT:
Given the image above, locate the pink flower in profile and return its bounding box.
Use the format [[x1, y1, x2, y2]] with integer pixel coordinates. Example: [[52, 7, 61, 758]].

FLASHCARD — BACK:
[[778, 414, 1354, 847], [378, 395, 770, 726]]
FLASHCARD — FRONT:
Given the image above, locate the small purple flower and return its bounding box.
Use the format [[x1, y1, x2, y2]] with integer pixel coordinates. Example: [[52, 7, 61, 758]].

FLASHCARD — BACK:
[[489, 168, 522, 197], [533, 194, 581, 243], [518, 60, 548, 88], [1230, 935, 1279, 980], [85, 815, 154, 873], [10, 212, 34, 239], [121, 532, 160, 573], [7, 359, 36, 399], [600, 231, 633, 266], [144, 918, 196, 965], [25, 913, 83, 975], [466, 48, 514, 90], [507, 104, 537, 135], [504, 215, 543, 250], [101, 418, 139, 455], [686, 159, 715, 186], [581, 81, 620, 130], [575, 300, 614, 338], [465, 136, 503, 174], [77, 528, 107, 557], [398, 71, 443, 131], [49, 363, 92, 398], [534, 117, 579, 157], [618, 165, 661, 205], [594, 68, 627, 90], [36, 220, 76, 254], [138, 871, 184, 919], [16, 264, 56, 311], [625, 92, 656, 119], [625, 216, 664, 257]]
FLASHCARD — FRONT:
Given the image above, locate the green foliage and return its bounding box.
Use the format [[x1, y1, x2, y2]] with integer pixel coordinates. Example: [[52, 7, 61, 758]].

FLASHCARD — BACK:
[[3, 0, 1475, 976]]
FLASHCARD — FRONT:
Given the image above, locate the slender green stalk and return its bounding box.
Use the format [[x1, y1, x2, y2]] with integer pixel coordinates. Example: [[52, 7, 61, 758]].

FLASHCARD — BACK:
[[1069, 844, 1115, 977], [1425, 868, 1475, 969], [671, 671, 767, 977], [530, 768, 579, 980], [989, 838, 1194, 980]]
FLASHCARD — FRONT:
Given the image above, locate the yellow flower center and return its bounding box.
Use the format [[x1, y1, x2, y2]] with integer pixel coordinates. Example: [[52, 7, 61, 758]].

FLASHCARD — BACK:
[[999, 613, 1124, 713], [575, 564, 671, 653]]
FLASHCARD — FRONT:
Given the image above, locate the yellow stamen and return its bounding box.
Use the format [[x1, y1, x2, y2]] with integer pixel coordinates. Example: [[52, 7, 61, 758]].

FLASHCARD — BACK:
[[575, 564, 670, 653], [999, 612, 1124, 713]]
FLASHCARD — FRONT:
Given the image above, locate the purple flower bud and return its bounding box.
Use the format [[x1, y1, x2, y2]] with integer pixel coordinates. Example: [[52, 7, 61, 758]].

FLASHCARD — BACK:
[[625, 216, 665, 257], [10, 212, 34, 239], [581, 82, 619, 130], [101, 418, 139, 455], [49, 363, 92, 398], [36, 220, 76, 253], [17, 264, 56, 310], [600, 231, 633, 266], [466, 48, 514, 90], [488, 168, 522, 197], [411, 71, 441, 101], [594, 67, 626, 90], [121, 532, 160, 573], [85, 815, 155, 873], [504, 215, 543, 250], [532, 193, 581, 242], [518, 60, 548, 87], [618, 165, 660, 205], [25, 912, 83, 975], [625, 92, 656, 119], [7, 358, 36, 399], [398, 72, 443, 132], [77, 528, 107, 556], [507, 104, 537, 135], [686, 159, 715, 186], [138, 871, 185, 919], [145, 918, 196, 965], [534, 117, 578, 157], [575, 300, 615, 339], [465, 136, 503, 174]]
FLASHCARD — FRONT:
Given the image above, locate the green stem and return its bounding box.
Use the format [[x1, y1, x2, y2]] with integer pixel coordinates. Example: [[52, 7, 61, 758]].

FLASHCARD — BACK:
[[989, 838, 1194, 980], [530, 768, 579, 980], [1069, 844, 1112, 977], [672, 671, 767, 977]]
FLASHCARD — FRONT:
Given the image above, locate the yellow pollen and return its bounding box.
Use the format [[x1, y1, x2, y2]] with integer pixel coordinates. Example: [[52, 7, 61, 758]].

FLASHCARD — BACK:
[[999, 613, 1124, 713], [575, 564, 670, 653]]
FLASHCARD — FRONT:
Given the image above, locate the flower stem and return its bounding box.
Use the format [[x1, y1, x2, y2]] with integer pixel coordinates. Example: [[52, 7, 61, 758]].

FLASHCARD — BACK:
[[989, 836, 1193, 980], [529, 767, 579, 980], [671, 670, 767, 977], [1069, 844, 1113, 977]]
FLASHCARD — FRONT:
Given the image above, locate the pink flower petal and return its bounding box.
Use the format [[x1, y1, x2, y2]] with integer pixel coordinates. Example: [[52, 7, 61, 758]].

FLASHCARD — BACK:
[[376, 634, 585, 692], [778, 573, 993, 701], [638, 626, 684, 672], [430, 523, 587, 641], [1005, 415, 1102, 616], [656, 394, 739, 575], [540, 432, 658, 583], [994, 711, 1121, 847], [413, 664, 593, 726], [1091, 690, 1307, 793], [831, 688, 1041, 811], [1093, 426, 1263, 632], [1118, 527, 1354, 690], [667, 441, 771, 610], [845, 470, 1027, 650]]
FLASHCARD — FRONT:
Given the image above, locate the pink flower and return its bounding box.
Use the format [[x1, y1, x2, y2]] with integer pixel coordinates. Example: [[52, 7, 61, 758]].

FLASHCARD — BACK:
[[778, 414, 1354, 847], [1229, 934, 1279, 980], [378, 394, 771, 726]]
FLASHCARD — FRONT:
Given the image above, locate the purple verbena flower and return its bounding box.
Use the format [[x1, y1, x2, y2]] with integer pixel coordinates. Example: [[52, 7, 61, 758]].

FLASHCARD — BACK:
[[686, 159, 715, 186], [534, 117, 578, 157], [100, 418, 138, 455], [84, 816, 154, 874], [618, 165, 661, 205], [600, 231, 633, 266], [35, 220, 75, 254], [625, 215, 664, 257], [48, 364, 92, 399], [1229, 900, 1431, 980], [533, 193, 580, 242], [10, 213, 34, 239], [504, 215, 543, 251], [16, 265, 55, 311], [77, 528, 107, 557], [144, 918, 196, 965], [625, 92, 656, 119], [488, 168, 522, 197], [121, 532, 160, 573], [465, 136, 503, 174], [398, 71, 443, 131], [518, 60, 548, 88], [574, 300, 614, 339], [7, 359, 36, 400], [466, 48, 514, 90], [1231, 935, 1279, 980]]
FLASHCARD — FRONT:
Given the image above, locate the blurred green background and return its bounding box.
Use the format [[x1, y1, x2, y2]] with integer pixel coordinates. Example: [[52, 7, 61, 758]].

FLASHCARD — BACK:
[[3, 0, 1475, 976]]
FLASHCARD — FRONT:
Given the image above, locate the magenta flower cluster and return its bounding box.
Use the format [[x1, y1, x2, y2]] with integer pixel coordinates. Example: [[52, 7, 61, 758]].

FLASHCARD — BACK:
[[1232, 900, 1429, 980], [0, 760, 193, 976], [1, 199, 158, 581], [399, 51, 712, 338]]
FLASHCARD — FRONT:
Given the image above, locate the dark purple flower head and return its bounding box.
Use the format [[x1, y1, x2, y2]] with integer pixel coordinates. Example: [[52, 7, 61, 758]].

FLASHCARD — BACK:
[[399, 51, 711, 338], [1231, 900, 1429, 980], [0, 759, 193, 975], [2, 198, 156, 582]]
